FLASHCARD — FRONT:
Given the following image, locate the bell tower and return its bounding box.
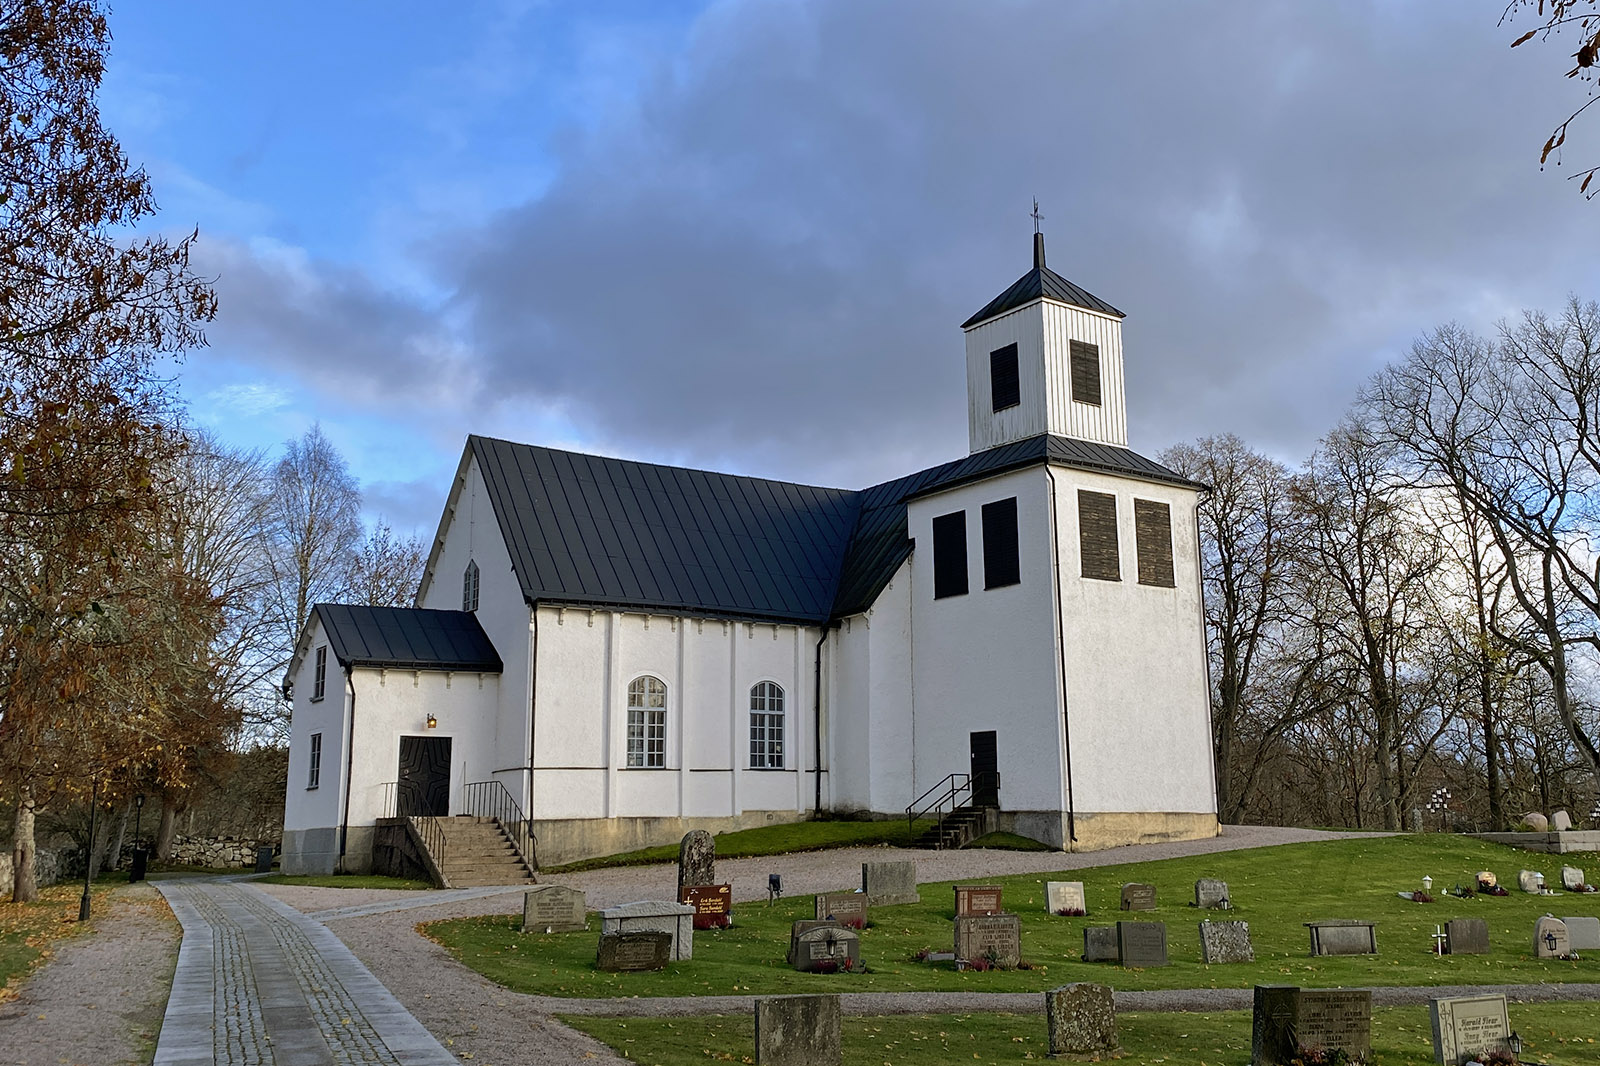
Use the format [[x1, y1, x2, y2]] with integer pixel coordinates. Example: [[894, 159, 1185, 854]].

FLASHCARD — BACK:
[[962, 223, 1128, 454]]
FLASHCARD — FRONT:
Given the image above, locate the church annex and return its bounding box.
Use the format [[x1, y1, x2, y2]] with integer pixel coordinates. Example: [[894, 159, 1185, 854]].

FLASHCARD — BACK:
[[281, 235, 1219, 873]]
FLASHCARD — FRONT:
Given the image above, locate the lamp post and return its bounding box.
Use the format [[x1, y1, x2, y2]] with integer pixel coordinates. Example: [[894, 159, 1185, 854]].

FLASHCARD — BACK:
[[130, 794, 146, 883], [79, 781, 97, 922]]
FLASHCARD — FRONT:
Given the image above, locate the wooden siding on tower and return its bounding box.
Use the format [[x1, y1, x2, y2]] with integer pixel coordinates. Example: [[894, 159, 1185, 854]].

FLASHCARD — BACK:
[[1043, 302, 1127, 447], [965, 306, 1049, 452]]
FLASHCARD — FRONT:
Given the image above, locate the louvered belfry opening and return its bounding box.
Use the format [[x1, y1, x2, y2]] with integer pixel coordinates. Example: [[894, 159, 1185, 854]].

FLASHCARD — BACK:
[[1069, 340, 1102, 407], [989, 343, 1020, 412], [1134, 499, 1176, 588], [1077, 489, 1120, 581]]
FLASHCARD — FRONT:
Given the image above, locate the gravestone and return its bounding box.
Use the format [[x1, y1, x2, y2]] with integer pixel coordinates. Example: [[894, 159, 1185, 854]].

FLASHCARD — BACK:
[[1045, 983, 1118, 1057], [788, 920, 843, 966], [1251, 986, 1372, 1066], [1116, 921, 1169, 967], [1443, 918, 1489, 956], [595, 931, 672, 972], [1563, 915, 1600, 951], [1430, 994, 1512, 1066], [677, 830, 716, 896], [1195, 878, 1231, 909], [1199, 920, 1254, 963], [521, 885, 587, 933], [754, 994, 841, 1066], [1120, 883, 1156, 911], [1561, 865, 1586, 891], [862, 861, 919, 906], [954, 913, 1022, 967], [1305, 920, 1378, 956], [1082, 925, 1119, 963], [1475, 871, 1498, 892], [813, 891, 867, 929], [1046, 881, 1086, 915], [1533, 915, 1570, 958], [600, 900, 696, 960], [791, 925, 861, 973], [1552, 809, 1574, 832], [680, 883, 732, 930], [1518, 869, 1544, 893], [953, 885, 1003, 916], [1521, 811, 1549, 832]]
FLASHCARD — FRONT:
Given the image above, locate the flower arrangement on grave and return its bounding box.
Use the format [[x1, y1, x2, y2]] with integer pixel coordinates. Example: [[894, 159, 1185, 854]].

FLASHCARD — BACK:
[[1289, 1045, 1353, 1066], [1479, 882, 1509, 896], [1053, 906, 1087, 917], [1449, 881, 1476, 898], [810, 957, 859, 974], [1409, 890, 1435, 903]]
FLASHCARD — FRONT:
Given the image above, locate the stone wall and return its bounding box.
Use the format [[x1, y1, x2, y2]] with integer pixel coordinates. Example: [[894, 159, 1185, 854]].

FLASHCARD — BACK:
[[0, 847, 69, 897], [166, 835, 278, 869]]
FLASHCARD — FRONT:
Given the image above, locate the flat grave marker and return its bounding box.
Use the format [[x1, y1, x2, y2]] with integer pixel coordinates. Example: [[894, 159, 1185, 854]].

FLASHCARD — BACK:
[[1305, 919, 1377, 956], [862, 861, 919, 906], [595, 931, 671, 972], [1251, 986, 1372, 1066], [1430, 994, 1511, 1066], [521, 885, 586, 933], [1443, 918, 1489, 956], [755, 994, 841, 1066], [1045, 983, 1118, 1057], [1120, 882, 1156, 911], [813, 891, 867, 929], [1046, 881, 1086, 915], [954, 913, 1022, 968], [1199, 919, 1254, 963]]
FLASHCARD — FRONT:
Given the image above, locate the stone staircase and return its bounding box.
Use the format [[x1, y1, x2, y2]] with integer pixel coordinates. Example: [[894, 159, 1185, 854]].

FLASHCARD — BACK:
[[433, 816, 537, 887], [911, 804, 996, 850]]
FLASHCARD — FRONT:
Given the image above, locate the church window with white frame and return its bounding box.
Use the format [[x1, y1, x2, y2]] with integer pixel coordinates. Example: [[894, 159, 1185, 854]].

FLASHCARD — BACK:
[[749, 681, 785, 769], [312, 646, 327, 701], [626, 675, 667, 768], [462, 559, 479, 612]]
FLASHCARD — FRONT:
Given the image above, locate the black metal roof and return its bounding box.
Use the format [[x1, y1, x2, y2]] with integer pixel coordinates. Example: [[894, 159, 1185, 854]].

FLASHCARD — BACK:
[[313, 604, 503, 672], [962, 264, 1125, 328], [465, 433, 1194, 626]]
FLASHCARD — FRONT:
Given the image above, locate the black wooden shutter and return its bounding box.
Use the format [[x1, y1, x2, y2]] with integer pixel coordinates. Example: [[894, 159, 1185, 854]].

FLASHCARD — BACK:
[[1070, 340, 1102, 406], [1135, 499, 1176, 587], [982, 497, 1020, 589], [1077, 490, 1120, 581], [990, 344, 1020, 412], [932, 510, 969, 599]]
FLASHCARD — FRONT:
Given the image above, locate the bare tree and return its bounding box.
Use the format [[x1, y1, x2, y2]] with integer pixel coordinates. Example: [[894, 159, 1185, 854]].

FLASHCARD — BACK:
[[348, 520, 426, 608]]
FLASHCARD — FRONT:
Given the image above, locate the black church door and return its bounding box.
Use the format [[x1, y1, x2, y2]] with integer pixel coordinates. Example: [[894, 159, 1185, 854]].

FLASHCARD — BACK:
[[970, 730, 999, 808], [397, 736, 451, 817]]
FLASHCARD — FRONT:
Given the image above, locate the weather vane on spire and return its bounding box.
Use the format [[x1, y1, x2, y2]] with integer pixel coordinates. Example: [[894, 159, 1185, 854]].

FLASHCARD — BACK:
[[1030, 198, 1044, 234]]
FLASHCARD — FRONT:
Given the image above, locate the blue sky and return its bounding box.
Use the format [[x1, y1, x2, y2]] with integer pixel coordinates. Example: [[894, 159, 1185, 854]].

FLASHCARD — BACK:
[[99, 1, 1600, 537]]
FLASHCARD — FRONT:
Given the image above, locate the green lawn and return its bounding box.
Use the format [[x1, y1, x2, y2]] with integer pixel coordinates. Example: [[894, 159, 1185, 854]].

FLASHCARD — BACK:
[[545, 818, 932, 873], [254, 873, 433, 890], [425, 834, 1600, 999], [0, 882, 113, 993], [562, 1003, 1600, 1065]]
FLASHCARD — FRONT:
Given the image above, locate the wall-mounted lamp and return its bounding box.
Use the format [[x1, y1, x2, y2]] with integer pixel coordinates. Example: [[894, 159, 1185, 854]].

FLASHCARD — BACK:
[[426, 714, 438, 729]]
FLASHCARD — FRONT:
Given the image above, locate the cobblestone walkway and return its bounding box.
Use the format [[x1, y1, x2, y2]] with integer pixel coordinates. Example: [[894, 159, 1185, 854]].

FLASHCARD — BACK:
[[154, 879, 459, 1066]]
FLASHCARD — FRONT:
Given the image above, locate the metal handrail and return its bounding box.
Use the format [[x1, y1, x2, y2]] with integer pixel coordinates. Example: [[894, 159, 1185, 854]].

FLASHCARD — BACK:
[[462, 780, 539, 873], [378, 780, 448, 878], [905, 771, 1004, 848]]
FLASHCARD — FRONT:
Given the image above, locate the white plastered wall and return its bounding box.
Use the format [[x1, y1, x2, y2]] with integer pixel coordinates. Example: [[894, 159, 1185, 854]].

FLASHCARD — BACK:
[[829, 563, 913, 815]]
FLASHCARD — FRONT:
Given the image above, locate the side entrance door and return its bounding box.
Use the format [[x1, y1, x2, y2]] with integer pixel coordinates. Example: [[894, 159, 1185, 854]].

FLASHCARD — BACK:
[[397, 735, 452, 817], [969, 730, 999, 808]]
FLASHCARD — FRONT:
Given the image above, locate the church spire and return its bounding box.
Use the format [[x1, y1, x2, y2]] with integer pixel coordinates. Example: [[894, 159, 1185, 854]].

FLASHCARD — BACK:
[[1031, 198, 1046, 268]]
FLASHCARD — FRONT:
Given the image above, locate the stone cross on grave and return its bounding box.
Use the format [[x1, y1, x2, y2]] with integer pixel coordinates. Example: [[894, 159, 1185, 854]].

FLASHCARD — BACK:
[[1432, 925, 1448, 955]]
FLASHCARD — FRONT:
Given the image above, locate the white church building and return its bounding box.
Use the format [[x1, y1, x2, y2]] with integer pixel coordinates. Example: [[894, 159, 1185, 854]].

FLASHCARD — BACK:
[[281, 235, 1219, 874]]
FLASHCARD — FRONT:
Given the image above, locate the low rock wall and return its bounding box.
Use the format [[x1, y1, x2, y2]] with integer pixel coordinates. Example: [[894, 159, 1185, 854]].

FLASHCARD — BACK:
[[167, 835, 278, 869], [0, 848, 69, 897]]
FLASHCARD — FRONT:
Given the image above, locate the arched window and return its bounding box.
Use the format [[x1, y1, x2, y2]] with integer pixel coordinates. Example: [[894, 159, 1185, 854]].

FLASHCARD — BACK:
[[749, 681, 785, 769], [626, 675, 667, 768], [462, 559, 479, 612]]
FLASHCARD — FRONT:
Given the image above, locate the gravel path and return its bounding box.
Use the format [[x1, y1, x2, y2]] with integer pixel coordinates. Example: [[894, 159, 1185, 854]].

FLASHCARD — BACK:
[[0, 883, 179, 1066]]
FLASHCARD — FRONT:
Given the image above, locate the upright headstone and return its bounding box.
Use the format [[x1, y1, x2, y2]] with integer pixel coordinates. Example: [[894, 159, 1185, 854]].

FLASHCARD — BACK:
[[861, 861, 919, 906], [1045, 983, 1118, 1057], [600, 900, 696, 960], [1251, 986, 1372, 1066], [1518, 869, 1544, 894], [788, 920, 843, 966], [1551, 809, 1574, 832], [754, 994, 842, 1066], [1521, 811, 1549, 832], [1199, 920, 1254, 963], [790, 925, 861, 973], [1116, 921, 1169, 967], [954, 913, 1022, 967], [1305, 920, 1378, 956], [1443, 918, 1489, 956], [1195, 878, 1231, 909], [1430, 994, 1512, 1066], [521, 885, 587, 933], [1563, 915, 1600, 951], [1120, 883, 1156, 911], [1082, 925, 1119, 962], [1046, 881, 1086, 915], [813, 892, 867, 929], [677, 830, 716, 896], [595, 931, 672, 972], [1533, 915, 1570, 958], [1561, 865, 1586, 891], [953, 885, 1003, 916], [679, 883, 732, 929], [1475, 871, 1498, 892]]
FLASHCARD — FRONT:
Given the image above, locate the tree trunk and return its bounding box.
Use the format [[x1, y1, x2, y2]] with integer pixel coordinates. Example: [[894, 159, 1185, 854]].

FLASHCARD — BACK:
[[107, 800, 131, 872], [155, 800, 178, 861], [12, 786, 38, 904], [1213, 692, 1236, 823]]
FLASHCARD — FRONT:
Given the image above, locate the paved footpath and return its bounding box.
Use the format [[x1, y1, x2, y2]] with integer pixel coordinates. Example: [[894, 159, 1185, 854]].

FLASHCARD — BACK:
[[153, 878, 459, 1066]]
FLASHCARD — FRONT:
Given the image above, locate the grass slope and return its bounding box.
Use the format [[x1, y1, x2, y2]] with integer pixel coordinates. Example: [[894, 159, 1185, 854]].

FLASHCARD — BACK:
[[426, 835, 1600, 999], [545, 818, 931, 873], [562, 1004, 1600, 1066]]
